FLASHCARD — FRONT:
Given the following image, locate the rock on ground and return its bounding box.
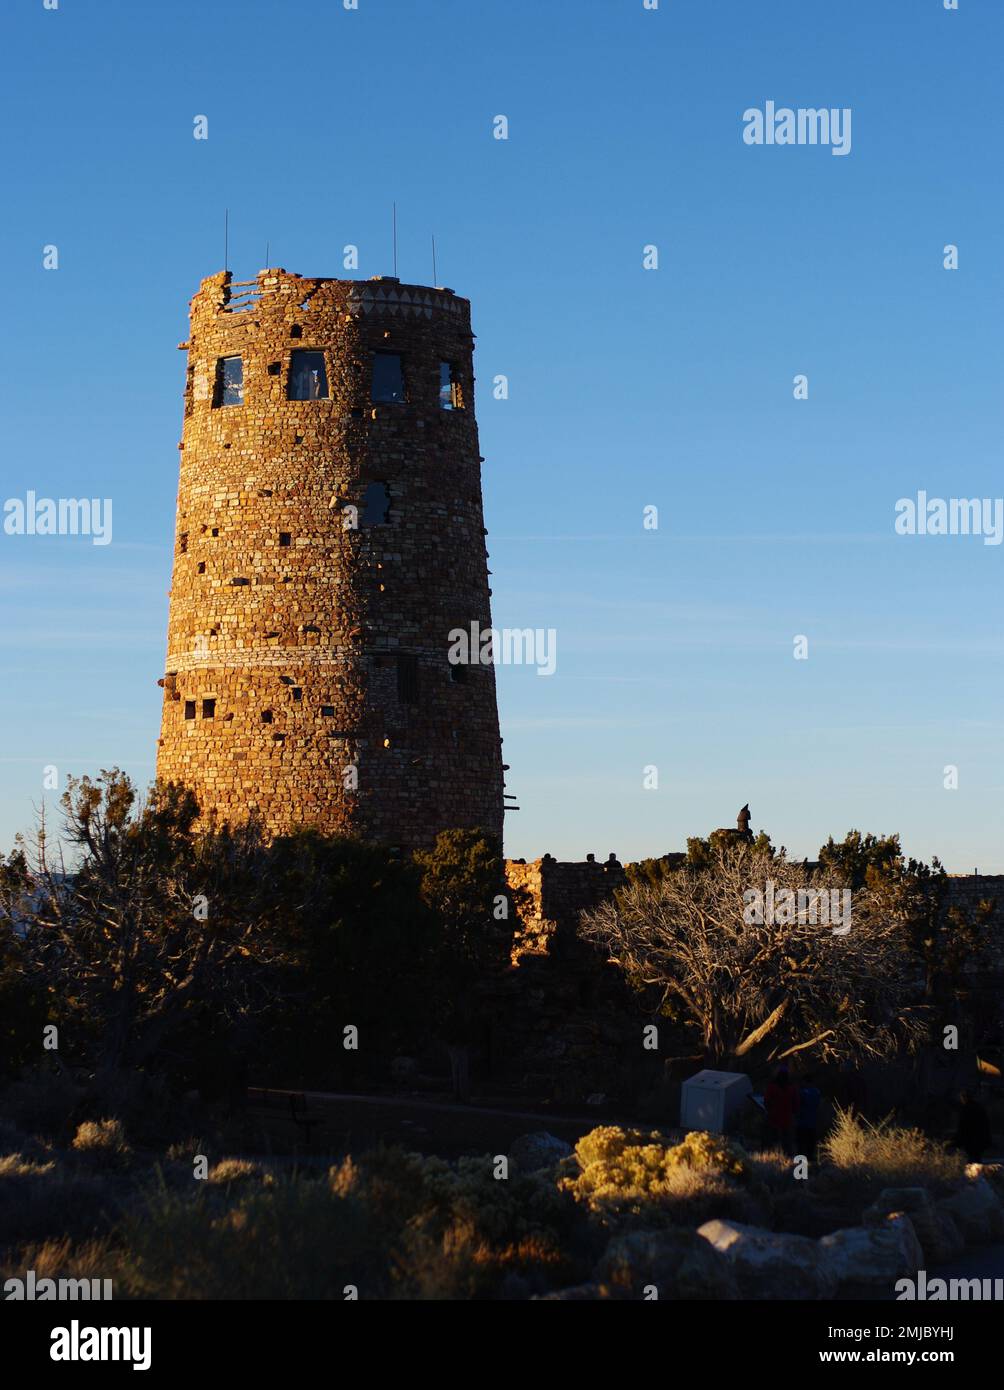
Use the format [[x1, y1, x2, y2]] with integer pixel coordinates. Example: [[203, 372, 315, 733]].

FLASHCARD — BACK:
[[936, 1178, 1004, 1245], [697, 1219, 835, 1300], [597, 1227, 739, 1300], [508, 1131, 574, 1173], [864, 1188, 964, 1265], [819, 1214, 923, 1296]]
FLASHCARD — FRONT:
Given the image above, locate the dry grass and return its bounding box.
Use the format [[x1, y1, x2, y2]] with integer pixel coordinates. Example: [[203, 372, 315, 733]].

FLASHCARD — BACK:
[[820, 1106, 964, 1192], [71, 1119, 133, 1169]]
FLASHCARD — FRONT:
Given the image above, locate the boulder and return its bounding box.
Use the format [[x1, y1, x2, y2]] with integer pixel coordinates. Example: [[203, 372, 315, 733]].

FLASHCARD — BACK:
[[936, 1178, 1004, 1244], [697, 1219, 834, 1300], [819, 1214, 923, 1296], [508, 1131, 574, 1173], [597, 1227, 739, 1300], [863, 1189, 964, 1265]]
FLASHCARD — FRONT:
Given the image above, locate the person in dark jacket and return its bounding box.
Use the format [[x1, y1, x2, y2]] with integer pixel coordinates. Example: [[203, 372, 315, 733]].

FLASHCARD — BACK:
[[796, 1073, 823, 1163], [764, 1067, 799, 1154], [954, 1089, 993, 1163]]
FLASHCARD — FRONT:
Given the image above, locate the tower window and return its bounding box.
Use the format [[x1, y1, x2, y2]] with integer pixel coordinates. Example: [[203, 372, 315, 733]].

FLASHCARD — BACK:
[[396, 654, 419, 705], [279, 532, 291, 547], [287, 350, 329, 400], [215, 356, 244, 407], [197, 561, 206, 574], [371, 353, 405, 404], [361, 482, 391, 526], [292, 687, 302, 702], [202, 698, 216, 719], [321, 705, 335, 717], [184, 700, 196, 720], [439, 362, 463, 410], [261, 710, 273, 723]]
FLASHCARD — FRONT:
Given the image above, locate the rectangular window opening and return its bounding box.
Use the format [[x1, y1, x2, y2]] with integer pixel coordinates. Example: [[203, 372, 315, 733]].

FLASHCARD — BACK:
[[371, 353, 405, 404], [202, 698, 216, 719], [321, 705, 335, 717], [287, 350, 329, 400], [215, 356, 244, 407], [184, 700, 196, 720], [279, 532, 292, 547], [361, 482, 391, 526], [439, 361, 463, 410], [396, 654, 419, 705]]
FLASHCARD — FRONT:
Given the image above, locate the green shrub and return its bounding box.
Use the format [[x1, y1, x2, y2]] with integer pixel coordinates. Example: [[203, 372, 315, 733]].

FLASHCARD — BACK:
[[106, 1173, 387, 1299], [0, 1153, 122, 1246]]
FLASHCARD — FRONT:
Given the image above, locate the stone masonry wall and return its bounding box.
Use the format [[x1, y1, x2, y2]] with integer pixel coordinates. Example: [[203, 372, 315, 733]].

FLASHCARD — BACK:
[[157, 269, 504, 848]]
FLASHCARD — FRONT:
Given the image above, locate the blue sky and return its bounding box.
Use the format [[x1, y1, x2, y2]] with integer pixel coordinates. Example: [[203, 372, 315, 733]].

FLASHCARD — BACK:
[[1, 0, 1001, 870]]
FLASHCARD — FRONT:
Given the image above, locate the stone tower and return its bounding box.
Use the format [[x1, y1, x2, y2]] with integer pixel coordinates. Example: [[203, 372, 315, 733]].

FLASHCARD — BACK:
[[156, 268, 504, 849]]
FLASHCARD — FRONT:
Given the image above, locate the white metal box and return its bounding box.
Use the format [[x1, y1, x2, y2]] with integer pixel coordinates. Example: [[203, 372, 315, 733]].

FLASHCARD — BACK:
[[680, 1069, 753, 1133]]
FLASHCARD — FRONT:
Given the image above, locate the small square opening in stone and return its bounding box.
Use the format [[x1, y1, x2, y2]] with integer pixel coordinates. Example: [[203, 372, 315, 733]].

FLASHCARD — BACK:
[[261, 710, 273, 723], [292, 687, 302, 702], [214, 356, 244, 407], [371, 353, 405, 404], [287, 350, 329, 400], [279, 532, 291, 547], [202, 698, 216, 719], [321, 705, 334, 717], [184, 700, 196, 720]]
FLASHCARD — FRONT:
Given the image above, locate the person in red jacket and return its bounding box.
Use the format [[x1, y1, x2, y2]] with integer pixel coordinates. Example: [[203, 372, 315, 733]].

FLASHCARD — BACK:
[[764, 1067, 799, 1154]]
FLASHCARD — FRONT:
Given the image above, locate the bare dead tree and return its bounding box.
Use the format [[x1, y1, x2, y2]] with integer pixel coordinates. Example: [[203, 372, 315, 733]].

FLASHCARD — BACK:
[[579, 843, 928, 1067]]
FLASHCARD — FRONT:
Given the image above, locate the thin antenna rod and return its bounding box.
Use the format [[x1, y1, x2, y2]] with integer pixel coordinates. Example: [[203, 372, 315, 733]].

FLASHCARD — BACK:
[[224, 208, 229, 273], [392, 202, 397, 277], [431, 234, 437, 286]]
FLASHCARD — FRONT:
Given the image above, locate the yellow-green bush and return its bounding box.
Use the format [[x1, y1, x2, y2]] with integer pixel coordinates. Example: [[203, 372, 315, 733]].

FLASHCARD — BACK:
[[560, 1126, 751, 1224], [667, 1130, 748, 1178]]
